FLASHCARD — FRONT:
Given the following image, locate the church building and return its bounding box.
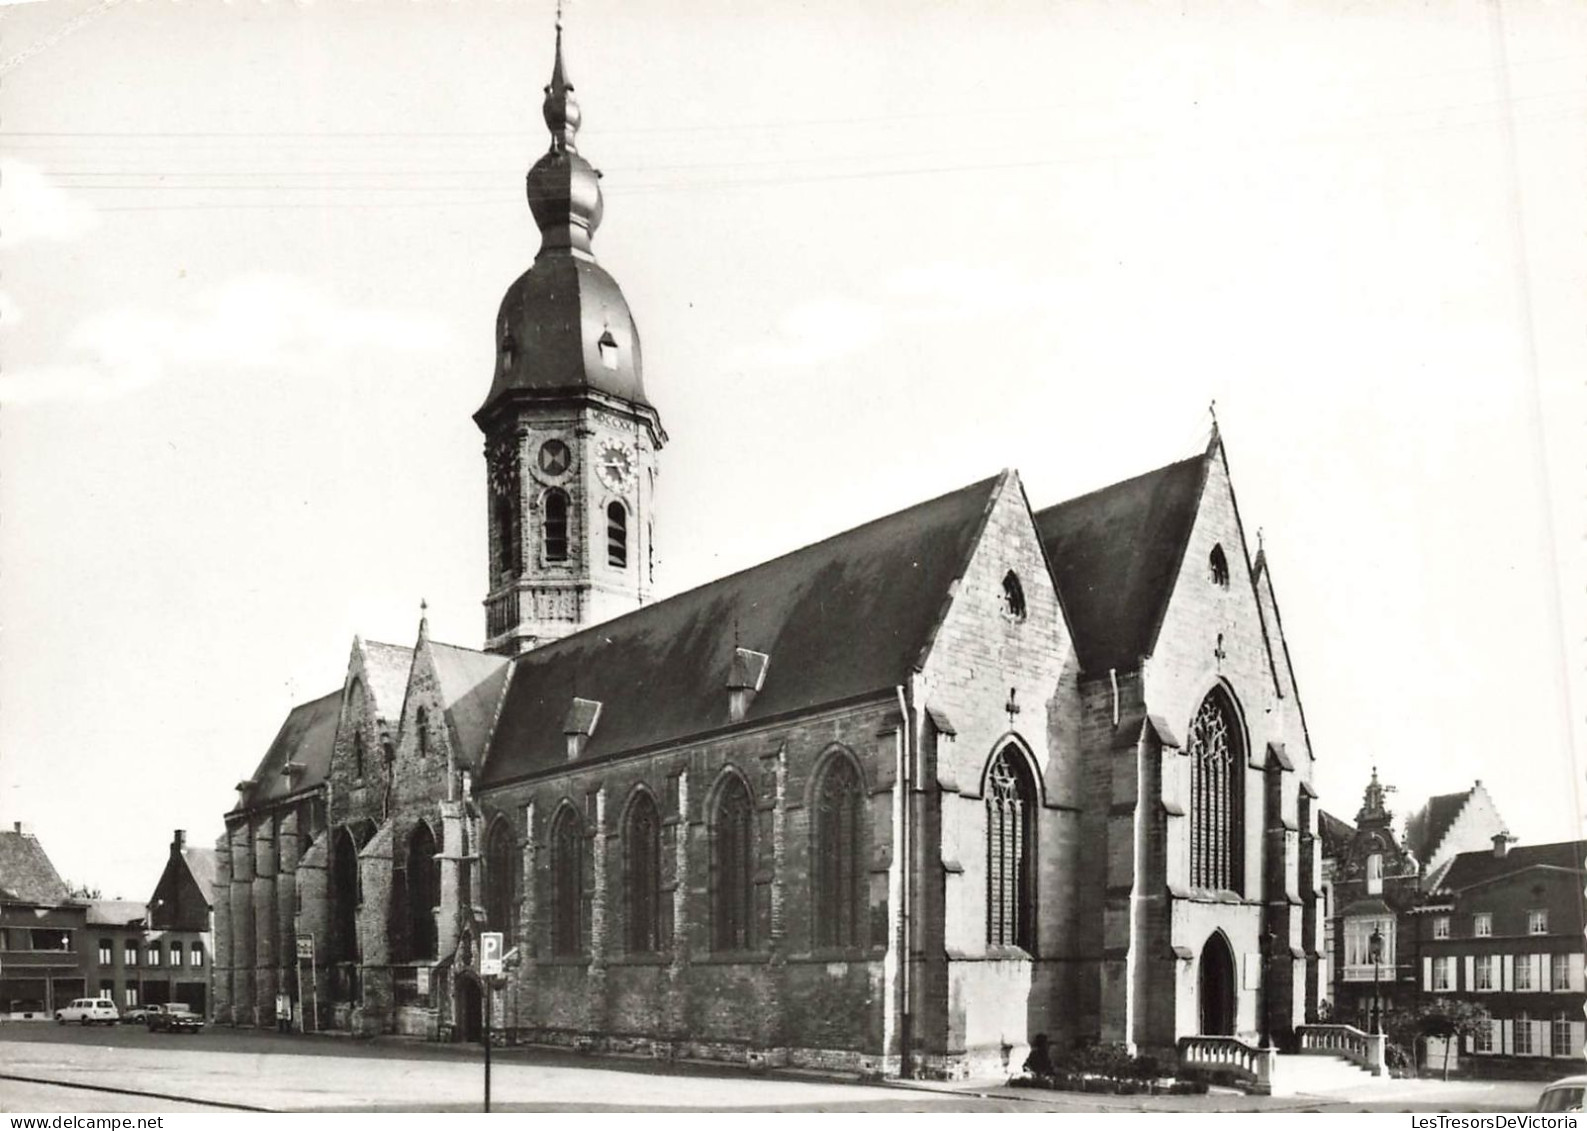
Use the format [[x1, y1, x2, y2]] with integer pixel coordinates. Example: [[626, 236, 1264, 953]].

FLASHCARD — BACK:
[[214, 28, 1327, 1076]]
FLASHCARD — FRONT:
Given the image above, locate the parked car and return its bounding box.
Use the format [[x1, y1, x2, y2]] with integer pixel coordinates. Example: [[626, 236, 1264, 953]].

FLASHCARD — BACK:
[[56, 998, 120, 1026], [1535, 1076, 1587, 1113], [148, 1003, 203, 1033], [121, 1003, 158, 1024]]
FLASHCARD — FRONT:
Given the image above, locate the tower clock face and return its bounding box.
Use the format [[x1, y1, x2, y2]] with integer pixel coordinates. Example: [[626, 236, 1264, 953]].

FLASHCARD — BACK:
[[536, 438, 571, 477], [596, 439, 635, 492]]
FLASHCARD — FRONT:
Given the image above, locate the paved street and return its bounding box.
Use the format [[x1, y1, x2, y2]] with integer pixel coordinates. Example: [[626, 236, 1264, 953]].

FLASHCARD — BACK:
[[0, 1024, 1551, 1113]]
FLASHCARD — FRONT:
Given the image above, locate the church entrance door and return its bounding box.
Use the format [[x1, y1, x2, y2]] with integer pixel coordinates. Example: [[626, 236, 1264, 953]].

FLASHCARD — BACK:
[[1198, 933, 1236, 1036], [457, 978, 483, 1044]]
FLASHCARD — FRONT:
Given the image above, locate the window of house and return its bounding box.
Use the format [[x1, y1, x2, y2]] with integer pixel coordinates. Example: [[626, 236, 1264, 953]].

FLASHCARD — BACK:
[[1433, 916, 1450, 939], [1188, 688, 1244, 893], [625, 793, 662, 954], [1517, 956, 1535, 991], [191, 942, 204, 968], [986, 745, 1036, 951], [1554, 1014, 1575, 1059], [1001, 571, 1027, 621], [170, 941, 183, 967], [406, 823, 440, 961], [124, 987, 138, 1008], [1553, 953, 1570, 991], [544, 489, 570, 563], [814, 755, 865, 949], [30, 930, 69, 951], [98, 980, 114, 1000], [1209, 544, 1230, 588], [1474, 1022, 1494, 1054], [607, 502, 628, 569], [98, 939, 112, 965], [1530, 910, 1549, 935], [485, 820, 520, 948], [712, 775, 756, 952], [1366, 852, 1383, 895], [1343, 917, 1395, 981], [1474, 913, 1492, 937], [125, 941, 138, 967], [147, 943, 161, 967], [551, 807, 585, 957], [1476, 954, 1495, 991], [1515, 1013, 1535, 1056], [1433, 956, 1454, 992]]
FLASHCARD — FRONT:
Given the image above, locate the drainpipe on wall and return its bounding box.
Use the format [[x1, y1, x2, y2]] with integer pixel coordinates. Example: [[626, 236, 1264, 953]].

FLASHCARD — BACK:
[[895, 683, 915, 1079]]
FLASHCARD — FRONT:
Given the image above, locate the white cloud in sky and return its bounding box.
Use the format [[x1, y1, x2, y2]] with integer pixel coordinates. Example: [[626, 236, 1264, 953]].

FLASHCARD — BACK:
[[0, 273, 454, 405], [0, 158, 99, 247]]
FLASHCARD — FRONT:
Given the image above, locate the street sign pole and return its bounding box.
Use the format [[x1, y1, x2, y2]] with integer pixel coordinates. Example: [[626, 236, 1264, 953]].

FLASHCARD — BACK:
[[484, 979, 492, 1113]]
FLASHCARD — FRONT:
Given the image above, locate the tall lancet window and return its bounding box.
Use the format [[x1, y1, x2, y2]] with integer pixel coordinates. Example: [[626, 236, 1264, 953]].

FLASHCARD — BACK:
[[1189, 688, 1245, 892], [712, 776, 755, 952], [986, 746, 1036, 950], [544, 489, 570, 563], [625, 793, 662, 954], [485, 820, 520, 946], [406, 822, 440, 961], [814, 755, 865, 949], [550, 807, 584, 956]]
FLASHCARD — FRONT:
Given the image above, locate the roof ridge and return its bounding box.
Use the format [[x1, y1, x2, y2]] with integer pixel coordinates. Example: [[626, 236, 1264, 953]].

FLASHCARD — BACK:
[[1033, 453, 1203, 517]]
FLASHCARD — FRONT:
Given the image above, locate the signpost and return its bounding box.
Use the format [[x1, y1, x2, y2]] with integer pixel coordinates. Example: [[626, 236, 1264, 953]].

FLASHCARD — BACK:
[[295, 935, 317, 1034], [479, 932, 503, 1112]]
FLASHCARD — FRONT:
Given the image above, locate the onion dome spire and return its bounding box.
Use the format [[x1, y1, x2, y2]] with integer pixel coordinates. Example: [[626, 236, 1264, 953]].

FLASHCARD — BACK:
[[526, 17, 602, 256]]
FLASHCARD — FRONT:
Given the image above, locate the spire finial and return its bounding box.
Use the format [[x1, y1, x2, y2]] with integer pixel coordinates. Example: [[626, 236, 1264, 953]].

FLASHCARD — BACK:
[[543, 2, 580, 151], [418, 597, 430, 643]]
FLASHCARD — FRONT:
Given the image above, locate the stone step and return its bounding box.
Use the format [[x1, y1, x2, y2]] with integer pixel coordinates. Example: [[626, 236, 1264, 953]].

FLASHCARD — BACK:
[[1272, 1052, 1378, 1097]]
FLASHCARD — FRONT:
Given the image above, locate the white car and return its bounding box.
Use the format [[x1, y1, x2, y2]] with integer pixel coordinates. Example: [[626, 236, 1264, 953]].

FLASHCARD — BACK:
[[56, 998, 120, 1026], [1535, 1076, 1587, 1113]]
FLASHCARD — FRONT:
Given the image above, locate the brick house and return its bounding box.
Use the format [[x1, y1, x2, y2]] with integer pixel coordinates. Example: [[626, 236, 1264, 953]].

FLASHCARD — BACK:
[[213, 27, 1328, 1075], [0, 823, 85, 1018], [1417, 839, 1587, 1074]]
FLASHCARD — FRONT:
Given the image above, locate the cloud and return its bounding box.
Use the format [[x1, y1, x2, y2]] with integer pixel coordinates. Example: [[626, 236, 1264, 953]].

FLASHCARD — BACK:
[[0, 273, 454, 405], [0, 159, 99, 247]]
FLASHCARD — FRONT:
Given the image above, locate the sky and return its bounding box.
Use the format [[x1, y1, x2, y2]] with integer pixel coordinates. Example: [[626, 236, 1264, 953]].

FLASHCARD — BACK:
[[0, 0, 1583, 900]]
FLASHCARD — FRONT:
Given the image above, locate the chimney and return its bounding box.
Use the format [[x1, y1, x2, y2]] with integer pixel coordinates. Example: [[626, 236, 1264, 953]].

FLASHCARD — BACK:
[[172, 830, 186, 852], [727, 648, 771, 724], [1492, 831, 1513, 858], [13, 821, 32, 837]]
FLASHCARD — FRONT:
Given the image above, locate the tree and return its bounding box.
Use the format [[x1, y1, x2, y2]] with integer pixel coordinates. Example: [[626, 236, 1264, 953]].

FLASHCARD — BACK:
[[64, 880, 102, 900], [1390, 999, 1492, 1080]]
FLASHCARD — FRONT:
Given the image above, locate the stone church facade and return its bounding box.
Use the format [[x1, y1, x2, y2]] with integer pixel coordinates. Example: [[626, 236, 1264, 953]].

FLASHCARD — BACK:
[[214, 28, 1326, 1076]]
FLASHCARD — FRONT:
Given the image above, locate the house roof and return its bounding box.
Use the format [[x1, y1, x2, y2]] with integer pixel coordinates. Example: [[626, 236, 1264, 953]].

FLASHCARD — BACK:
[[181, 847, 218, 905], [362, 641, 414, 720], [233, 689, 342, 812], [1032, 454, 1207, 674], [431, 641, 511, 765], [480, 472, 1005, 786], [1318, 810, 1356, 858], [0, 828, 71, 906], [86, 899, 146, 926], [1436, 840, 1586, 894], [1404, 788, 1472, 862]]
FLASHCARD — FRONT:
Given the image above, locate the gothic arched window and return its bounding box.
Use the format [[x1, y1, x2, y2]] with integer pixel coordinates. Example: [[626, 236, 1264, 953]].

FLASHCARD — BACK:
[[406, 823, 440, 961], [416, 707, 429, 759], [544, 489, 570, 563], [625, 793, 662, 954], [550, 807, 584, 956], [495, 493, 520, 578], [1189, 688, 1245, 892], [484, 820, 519, 946], [986, 745, 1036, 950], [607, 502, 628, 568], [1002, 571, 1027, 621], [332, 828, 360, 965], [1209, 544, 1230, 588], [347, 681, 366, 780], [712, 775, 755, 952], [814, 755, 865, 949]]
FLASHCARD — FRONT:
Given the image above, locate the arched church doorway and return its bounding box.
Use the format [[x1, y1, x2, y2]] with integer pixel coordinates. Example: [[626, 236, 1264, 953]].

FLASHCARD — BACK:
[[1198, 933, 1236, 1036], [457, 978, 483, 1044]]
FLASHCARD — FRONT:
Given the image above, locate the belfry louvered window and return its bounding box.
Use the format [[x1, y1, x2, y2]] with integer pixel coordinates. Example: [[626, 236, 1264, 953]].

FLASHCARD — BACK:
[[986, 745, 1036, 950], [712, 776, 755, 951], [607, 502, 628, 568], [551, 808, 584, 956], [544, 489, 570, 563], [625, 793, 662, 954], [814, 755, 865, 949], [1189, 689, 1244, 892]]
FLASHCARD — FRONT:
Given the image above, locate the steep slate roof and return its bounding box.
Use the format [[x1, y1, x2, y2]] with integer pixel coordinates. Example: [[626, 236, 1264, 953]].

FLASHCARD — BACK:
[[1435, 840, 1586, 893], [1033, 454, 1207, 674], [481, 473, 1005, 786], [1318, 810, 1357, 859], [431, 642, 511, 765], [362, 641, 414, 720], [1404, 789, 1472, 863], [87, 899, 146, 926], [181, 847, 218, 906], [0, 828, 71, 906], [233, 689, 341, 812]]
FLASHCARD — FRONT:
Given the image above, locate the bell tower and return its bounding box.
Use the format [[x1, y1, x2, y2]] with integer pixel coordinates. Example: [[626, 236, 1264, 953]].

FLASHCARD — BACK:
[[475, 23, 665, 656]]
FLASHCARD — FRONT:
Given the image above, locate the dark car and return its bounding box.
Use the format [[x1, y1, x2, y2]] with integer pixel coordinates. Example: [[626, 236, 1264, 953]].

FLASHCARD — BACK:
[[122, 1004, 158, 1025], [148, 1004, 203, 1033]]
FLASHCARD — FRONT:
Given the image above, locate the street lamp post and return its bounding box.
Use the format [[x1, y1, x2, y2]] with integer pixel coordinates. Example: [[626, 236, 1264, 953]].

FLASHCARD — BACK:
[[1369, 926, 1384, 1036]]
